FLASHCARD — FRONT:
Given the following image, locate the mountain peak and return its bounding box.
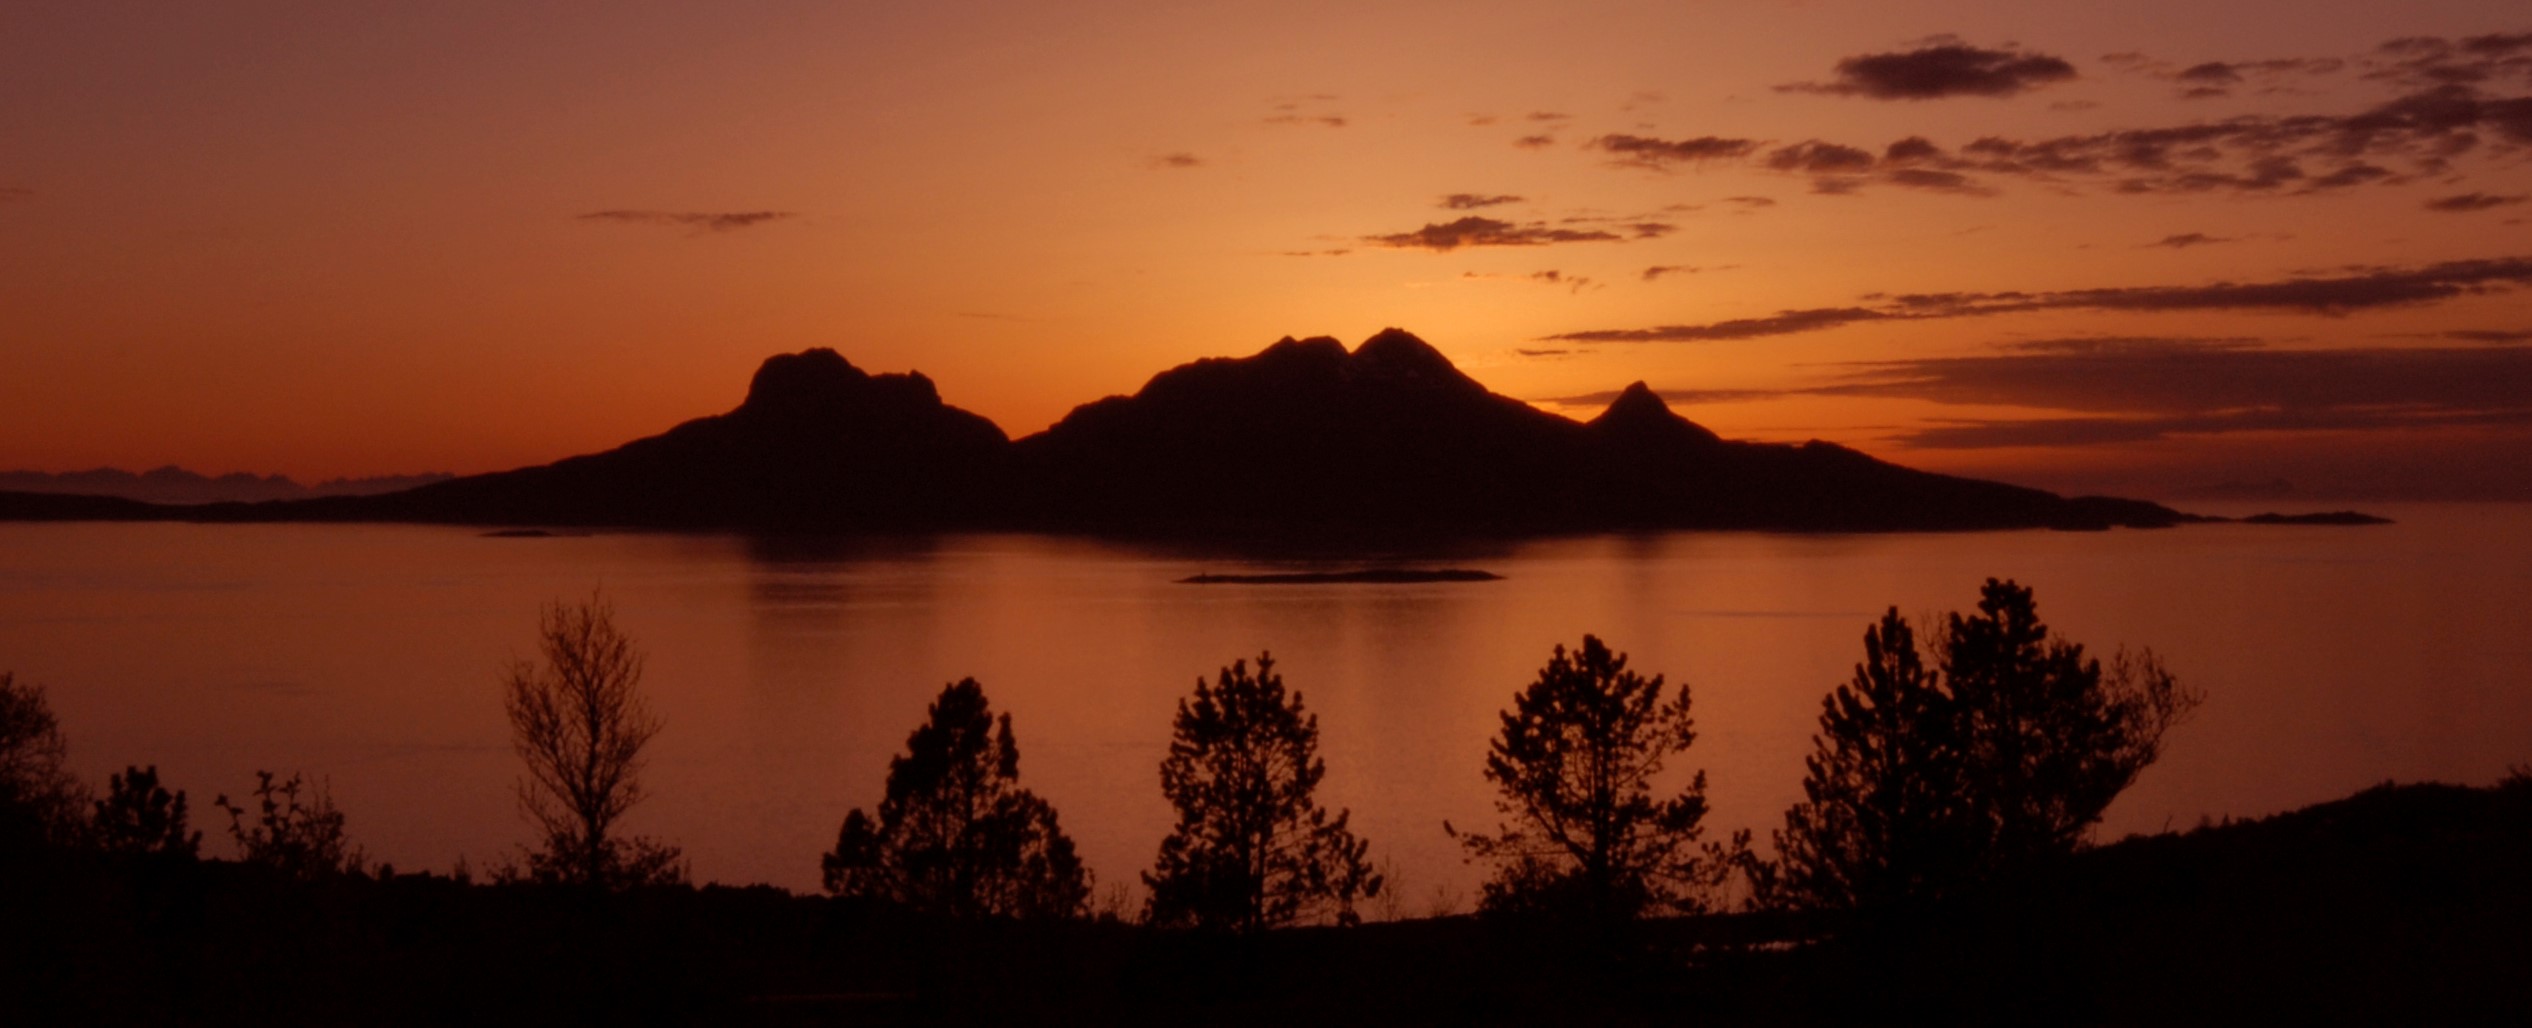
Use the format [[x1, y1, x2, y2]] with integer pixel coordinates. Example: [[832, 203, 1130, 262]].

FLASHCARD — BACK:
[[743, 348, 873, 415], [1590, 381, 1721, 445], [1349, 328, 1477, 389]]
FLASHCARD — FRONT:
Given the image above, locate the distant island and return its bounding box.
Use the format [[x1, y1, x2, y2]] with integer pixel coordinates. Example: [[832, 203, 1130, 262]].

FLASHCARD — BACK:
[[0, 466, 452, 505], [2239, 511, 2397, 526], [1178, 568, 1504, 585], [0, 330, 2384, 538]]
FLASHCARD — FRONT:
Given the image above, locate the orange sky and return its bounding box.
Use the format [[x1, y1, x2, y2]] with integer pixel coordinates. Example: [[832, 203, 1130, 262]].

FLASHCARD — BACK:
[[4, 1, 2529, 500]]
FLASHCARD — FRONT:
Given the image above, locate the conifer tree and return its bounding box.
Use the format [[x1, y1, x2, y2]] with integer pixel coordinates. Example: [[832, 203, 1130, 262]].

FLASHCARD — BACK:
[[823, 678, 1090, 919], [1144, 653, 1381, 931], [1453, 636, 1742, 920]]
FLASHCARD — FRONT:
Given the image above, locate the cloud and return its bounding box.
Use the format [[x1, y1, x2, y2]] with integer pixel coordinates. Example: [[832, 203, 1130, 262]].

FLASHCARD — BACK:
[[1513, 134, 1559, 149], [1766, 140, 1877, 174], [2444, 328, 2532, 343], [1722, 195, 1777, 209], [2147, 232, 2235, 248], [1547, 307, 1891, 343], [1537, 386, 1789, 407], [1363, 216, 1627, 252], [1265, 114, 1348, 128], [1149, 152, 1205, 169], [1642, 265, 1698, 281], [1544, 255, 2532, 342], [1923, 82, 2532, 196], [1592, 133, 1762, 169], [1819, 340, 2532, 447], [575, 210, 796, 232], [2425, 192, 2528, 211], [1528, 111, 1573, 122], [1441, 193, 1524, 210], [2367, 32, 2532, 90], [1515, 348, 1573, 358], [1883, 167, 1998, 195], [1780, 43, 2079, 100]]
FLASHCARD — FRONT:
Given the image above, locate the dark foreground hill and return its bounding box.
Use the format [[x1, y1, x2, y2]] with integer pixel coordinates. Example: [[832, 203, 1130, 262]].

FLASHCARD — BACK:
[[1, 330, 2198, 535], [5, 777, 2523, 1025]]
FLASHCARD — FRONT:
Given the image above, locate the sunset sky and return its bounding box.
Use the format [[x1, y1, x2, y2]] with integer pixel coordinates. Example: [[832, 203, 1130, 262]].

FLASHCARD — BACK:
[[4, 1, 2528, 500]]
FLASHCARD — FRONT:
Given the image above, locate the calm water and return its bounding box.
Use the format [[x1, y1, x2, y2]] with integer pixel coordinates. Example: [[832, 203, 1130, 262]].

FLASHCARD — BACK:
[[5, 507, 2530, 901]]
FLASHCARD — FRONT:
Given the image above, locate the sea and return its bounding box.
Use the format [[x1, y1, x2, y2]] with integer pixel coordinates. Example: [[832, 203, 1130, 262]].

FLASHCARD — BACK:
[[5, 504, 2528, 905]]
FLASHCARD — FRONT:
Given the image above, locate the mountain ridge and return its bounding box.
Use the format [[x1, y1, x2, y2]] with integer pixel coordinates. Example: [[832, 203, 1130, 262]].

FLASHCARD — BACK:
[[0, 331, 2215, 536]]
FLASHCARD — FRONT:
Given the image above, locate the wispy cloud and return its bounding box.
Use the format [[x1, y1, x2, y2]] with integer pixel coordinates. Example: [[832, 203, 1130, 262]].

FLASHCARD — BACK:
[[576, 210, 796, 232], [1149, 152, 1205, 169], [2425, 192, 2527, 212], [1364, 216, 1629, 251], [1546, 255, 2532, 342], [2147, 232, 2235, 249], [1440, 193, 1524, 210], [1592, 134, 1762, 170], [1779, 41, 2079, 100]]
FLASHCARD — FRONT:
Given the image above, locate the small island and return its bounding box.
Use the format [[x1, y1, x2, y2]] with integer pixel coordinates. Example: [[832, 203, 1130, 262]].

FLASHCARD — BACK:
[[1177, 568, 1504, 585], [2238, 511, 2396, 525]]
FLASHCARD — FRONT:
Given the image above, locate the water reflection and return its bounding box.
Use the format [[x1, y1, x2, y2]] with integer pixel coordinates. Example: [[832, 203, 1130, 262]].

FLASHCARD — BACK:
[[3, 508, 2529, 897]]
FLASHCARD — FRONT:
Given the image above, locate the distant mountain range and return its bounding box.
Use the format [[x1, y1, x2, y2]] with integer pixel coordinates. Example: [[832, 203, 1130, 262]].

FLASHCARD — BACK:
[[0, 330, 2209, 535], [0, 466, 452, 505]]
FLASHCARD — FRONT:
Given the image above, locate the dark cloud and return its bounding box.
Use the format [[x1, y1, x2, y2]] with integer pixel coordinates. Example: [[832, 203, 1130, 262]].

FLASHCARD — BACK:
[[1642, 265, 1698, 281], [2425, 192, 2528, 211], [2445, 328, 2532, 343], [1277, 248, 1352, 257], [1537, 386, 1789, 407], [1767, 140, 1877, 173], [2124, 56, 2347, 98], [1722, 195, 1777, 208], [1441, 193, 1524, 210], [1546, 307, 1890, 343], [1513, 134, 1559, 149], [2367, 32, 2532, 89], [2147, 232, 2235, 249], [1883, 168, 1998, 195], [1780, 43, 2079, 100], [1821, 341, 2532, 448], [1515, 348, 1573, 358], [576, 210, 796, 232], [1922, 82, 2532, 196], [1363, 216, 1625, 252], [1592, 133, 1762, 169], [1150, 153, 1204, 169], [1545, 256, 2532, 342]]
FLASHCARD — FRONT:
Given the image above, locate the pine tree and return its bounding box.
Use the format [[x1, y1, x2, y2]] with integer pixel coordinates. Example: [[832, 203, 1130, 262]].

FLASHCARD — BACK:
[[1453, 635, 1741, 920], [822, 678, 1090, 919], [1144, 653, 1381, 931]]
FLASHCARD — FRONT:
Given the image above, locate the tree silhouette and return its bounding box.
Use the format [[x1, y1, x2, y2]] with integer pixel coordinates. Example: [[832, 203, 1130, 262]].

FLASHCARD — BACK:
[[215, 770, 361, 879], [503, 593, 684, 888], [93, 764, 201, 861], [1452, 635, 1741, 920], [822, 678, 1091, 919], [1766, 580, 2200, 910], [0, 671, 85, 853], [1764, 609, 1981, 910], [1144, 653, 1381, 931], [1945, 579, 2197, 872]]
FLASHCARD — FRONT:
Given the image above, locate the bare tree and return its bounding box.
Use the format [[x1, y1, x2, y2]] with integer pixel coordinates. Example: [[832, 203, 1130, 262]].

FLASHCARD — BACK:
[[503, 593, 683, 887], [0, 671, 87, 852]]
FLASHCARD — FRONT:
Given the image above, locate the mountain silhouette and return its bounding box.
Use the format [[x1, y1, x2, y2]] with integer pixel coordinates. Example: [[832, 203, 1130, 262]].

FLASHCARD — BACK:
[[286, 348, 1010, 528], [0, 331, 2198, 534]]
